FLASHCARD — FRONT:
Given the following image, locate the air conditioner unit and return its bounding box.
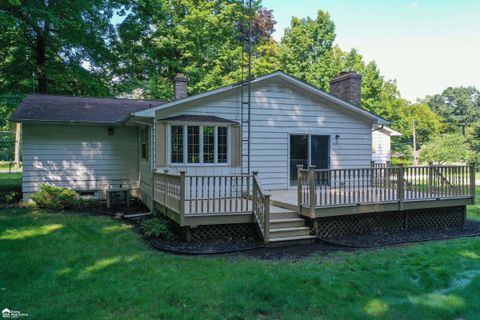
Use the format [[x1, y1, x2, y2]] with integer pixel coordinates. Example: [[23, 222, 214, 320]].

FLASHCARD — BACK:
[[106, 189, 130, 209]]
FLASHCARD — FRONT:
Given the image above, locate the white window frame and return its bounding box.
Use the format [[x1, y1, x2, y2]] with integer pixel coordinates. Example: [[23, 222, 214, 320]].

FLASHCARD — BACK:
[[167, 123, 230, 166]]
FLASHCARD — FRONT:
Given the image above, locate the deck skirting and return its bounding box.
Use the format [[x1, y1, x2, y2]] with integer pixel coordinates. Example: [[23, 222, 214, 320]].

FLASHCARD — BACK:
[[313, 205, 466, 239]]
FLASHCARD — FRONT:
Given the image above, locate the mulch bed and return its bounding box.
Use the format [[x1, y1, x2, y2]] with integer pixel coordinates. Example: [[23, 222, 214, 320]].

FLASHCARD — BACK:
[[322, 220, 480, 248], [125, 215, 263, 254], [127, 216, 480, 258], [149, 238, 262, 254]]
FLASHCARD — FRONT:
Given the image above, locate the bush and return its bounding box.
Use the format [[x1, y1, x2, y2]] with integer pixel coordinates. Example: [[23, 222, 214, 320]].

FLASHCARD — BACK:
[[30, 185, 99, 211], [390, 158, 412, 166], [140, 217, 173, 239]]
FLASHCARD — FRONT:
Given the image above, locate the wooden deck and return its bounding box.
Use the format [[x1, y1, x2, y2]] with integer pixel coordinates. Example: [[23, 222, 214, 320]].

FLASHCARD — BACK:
[[152, 164, 476, 244], [269, 187, 473, 218]]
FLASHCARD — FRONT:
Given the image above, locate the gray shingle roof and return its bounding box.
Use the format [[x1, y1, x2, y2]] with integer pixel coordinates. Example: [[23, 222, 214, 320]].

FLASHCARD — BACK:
[[11, 94, 165, 124], [159, 115, 238, 124]]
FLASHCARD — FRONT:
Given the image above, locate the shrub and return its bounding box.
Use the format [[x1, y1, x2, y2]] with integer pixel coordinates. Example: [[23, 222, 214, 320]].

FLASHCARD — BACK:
[[140, 217, 173, 239], [390, 158, 412, 166], [30, 185, 99, 211]]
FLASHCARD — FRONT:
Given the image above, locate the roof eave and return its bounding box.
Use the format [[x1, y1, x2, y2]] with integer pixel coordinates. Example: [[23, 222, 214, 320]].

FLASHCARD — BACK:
[[11, 118, 123, 125]]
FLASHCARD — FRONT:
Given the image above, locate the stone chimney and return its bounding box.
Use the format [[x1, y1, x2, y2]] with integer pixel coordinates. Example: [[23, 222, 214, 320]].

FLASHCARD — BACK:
[[329, 71, 362, 106], [174, 73, 188, 100]]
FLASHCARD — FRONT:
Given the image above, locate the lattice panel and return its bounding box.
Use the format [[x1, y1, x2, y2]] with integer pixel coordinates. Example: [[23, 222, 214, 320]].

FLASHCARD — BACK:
[[406, 206, 465, 229], [317, 212, 404, 239], [191, 223, 259, 240], [316, 206, 466, 239]]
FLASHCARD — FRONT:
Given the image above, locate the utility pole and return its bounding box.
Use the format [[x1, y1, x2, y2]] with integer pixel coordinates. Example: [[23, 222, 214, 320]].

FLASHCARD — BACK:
[[412, 119, 417, 165]]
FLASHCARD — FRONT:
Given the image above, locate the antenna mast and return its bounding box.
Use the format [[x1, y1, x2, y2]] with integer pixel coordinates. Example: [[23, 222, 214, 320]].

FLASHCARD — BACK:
[[240, 0, 253, 175]]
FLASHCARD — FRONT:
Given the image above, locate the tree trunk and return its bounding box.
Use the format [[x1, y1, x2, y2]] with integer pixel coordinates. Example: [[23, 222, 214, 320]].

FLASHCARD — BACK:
[[14, 123, 21, 168], [36, 37, 47, 93]]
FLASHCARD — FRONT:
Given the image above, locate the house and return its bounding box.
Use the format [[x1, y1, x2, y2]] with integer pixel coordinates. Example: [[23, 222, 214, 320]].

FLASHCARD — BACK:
[[12, 71, 475, 245], [372, 125, 402, 164]]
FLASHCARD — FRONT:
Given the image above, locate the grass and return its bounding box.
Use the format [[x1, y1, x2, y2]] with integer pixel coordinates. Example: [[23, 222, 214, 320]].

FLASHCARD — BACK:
[[2, 177, 480, 319], [2, 209, 480, 319], [0, 161, 21, 171], [0, 173, 22, 204]]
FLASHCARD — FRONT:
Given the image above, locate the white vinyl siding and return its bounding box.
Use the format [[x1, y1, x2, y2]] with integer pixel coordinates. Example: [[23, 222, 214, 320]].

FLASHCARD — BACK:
[[155, 78, 374, 190], [372, 130, 392, 163], [22, 124, 140, 199]]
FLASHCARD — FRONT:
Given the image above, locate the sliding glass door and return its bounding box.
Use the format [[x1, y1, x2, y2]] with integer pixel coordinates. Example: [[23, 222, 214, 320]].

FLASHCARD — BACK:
[[289, 134, 329, 186]]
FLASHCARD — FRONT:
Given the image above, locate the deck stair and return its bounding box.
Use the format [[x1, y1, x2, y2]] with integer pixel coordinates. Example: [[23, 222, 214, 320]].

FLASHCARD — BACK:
[[267, 205, 316, 246]]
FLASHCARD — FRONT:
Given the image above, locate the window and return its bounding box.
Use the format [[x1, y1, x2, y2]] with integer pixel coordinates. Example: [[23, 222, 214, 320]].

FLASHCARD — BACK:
[[171, 125, 184, 163], [169, 125, 228, 164], [140, 127, 149, 160], [217, 127, 228, 163], [203, 126, 215, 163], [187, 126, 200, 163]]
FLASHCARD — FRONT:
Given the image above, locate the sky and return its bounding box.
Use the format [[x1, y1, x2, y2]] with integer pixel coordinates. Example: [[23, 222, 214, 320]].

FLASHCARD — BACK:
[[262, 0, 480, 102]]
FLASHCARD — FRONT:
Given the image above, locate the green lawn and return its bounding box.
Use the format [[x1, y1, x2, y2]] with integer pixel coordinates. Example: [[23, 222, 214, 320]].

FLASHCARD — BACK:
[[0, 173, 22, 204], [2, 179, 480, 319]]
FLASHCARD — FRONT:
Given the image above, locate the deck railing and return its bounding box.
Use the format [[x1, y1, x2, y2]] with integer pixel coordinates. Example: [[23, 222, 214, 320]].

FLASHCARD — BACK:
[[154, 171, 272, 242], [184, 174, 251, 215], [154, 171, 253, 215], [298, 163, 476, 214], [154, 170, 183, 214], [252, 171, 270, 243]]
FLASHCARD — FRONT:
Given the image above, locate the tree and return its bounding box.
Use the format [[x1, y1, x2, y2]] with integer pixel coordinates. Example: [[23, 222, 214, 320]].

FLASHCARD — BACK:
[[113, 1, 278, 99], [0, 0, 120, 95], [424, 86, 480, 133], [395, 103, 443, 151], [279, 11, 337, 91], [419, 133, 473, 164]]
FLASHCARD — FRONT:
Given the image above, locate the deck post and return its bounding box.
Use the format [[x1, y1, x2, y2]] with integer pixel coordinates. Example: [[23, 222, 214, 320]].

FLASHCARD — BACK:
[[398, 165, 405, 210], [308, 166, 316, 217], [264, 194, 271, 244], [370, 160, 375, 187], [428, 161, 433, 197], [179, 171, 186, 222], [252, 171, 258, 212], [297, 165, 303, 213], [470, 162, 476, 205]]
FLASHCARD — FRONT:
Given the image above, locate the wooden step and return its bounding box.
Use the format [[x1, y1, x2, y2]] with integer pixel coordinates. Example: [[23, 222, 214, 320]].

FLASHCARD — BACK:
[[269, 226, 311, 239], [268, 235, 316, 246], [269, 218, 305, 228], [269, 210, 300, 219]]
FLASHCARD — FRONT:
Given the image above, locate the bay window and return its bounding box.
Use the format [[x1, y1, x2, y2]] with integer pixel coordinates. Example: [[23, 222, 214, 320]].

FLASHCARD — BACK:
[[170, 125, 229, 164], [203, 126, 215, 163], [217, 127, 228, 163], [171, 125, 184, 163]]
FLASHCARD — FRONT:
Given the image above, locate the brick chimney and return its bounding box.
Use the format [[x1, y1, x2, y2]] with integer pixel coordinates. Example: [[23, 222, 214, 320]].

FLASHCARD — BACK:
[[329, 71, 362, 106], [174, 73, 188, 100]]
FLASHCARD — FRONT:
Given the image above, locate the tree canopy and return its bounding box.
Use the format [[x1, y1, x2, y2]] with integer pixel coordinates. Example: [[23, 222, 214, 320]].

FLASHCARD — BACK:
[[424, 86, 480, 131], [0, 0, 122, 96], [419, 133, 473, 165]]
